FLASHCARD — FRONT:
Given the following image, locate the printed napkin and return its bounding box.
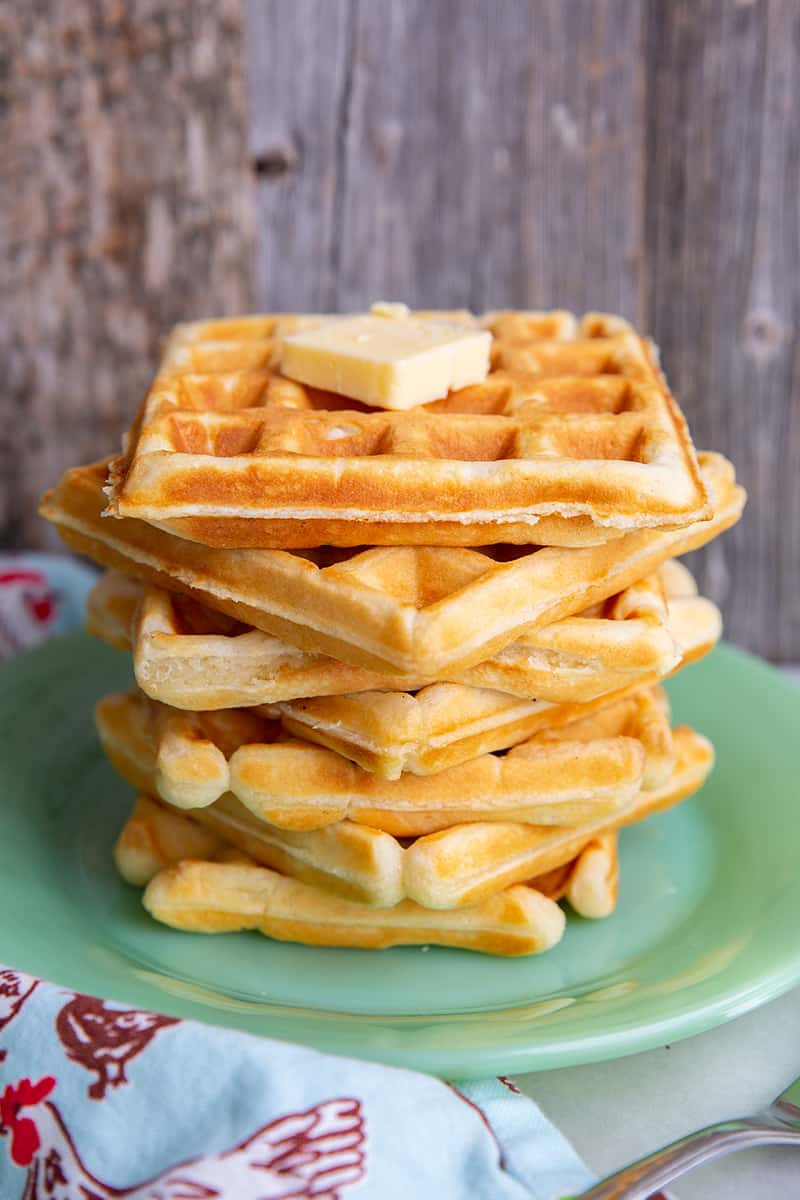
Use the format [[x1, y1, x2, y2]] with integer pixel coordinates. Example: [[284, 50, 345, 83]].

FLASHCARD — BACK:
[[0, 965, 595, 1199]]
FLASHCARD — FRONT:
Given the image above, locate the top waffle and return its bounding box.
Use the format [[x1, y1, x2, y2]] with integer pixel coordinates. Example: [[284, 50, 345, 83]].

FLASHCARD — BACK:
[[105, 310, 711, 549]]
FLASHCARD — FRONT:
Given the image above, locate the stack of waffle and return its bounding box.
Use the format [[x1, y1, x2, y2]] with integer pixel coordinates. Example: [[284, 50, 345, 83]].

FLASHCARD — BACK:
[[41, 309, 745, 956]]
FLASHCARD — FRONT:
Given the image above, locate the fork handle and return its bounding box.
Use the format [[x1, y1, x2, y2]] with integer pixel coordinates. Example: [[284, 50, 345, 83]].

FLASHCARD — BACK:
[[577, 1117, 797, 1199]]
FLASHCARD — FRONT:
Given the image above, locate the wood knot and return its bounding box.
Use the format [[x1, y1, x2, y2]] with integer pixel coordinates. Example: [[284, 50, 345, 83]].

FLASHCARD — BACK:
[[742, 309, 788, 361], [251, 140, 299, 179]]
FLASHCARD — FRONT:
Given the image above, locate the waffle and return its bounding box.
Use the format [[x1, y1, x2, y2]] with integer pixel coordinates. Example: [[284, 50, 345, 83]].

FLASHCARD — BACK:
[[136, 724, 702, 954], [42, 452, 744, 675], [87, 561, 711, 710], [264, 589, 717, 778], [141, 858, 567, 956], [533, 833, 619, 918], [115, 793, 617, 911], [98, 687, 670, 833], [114, 794, 408, 906], [159, 314, 323, 374], [563, 833, 619, 918], [87, 569, 715, 782], [110, 721, 710, 911], [95, 688, 663, 834], [85, 570, 142, 651], [113, 794, 226, 886], [105, 310, 711, 549], [115, 794, 617, 920], [404, 724, 712, 907]]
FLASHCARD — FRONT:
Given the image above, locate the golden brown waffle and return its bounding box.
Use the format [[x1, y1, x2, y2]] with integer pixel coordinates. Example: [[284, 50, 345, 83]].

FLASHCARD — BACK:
[[105, 310, 710, 549], [114, 794, 408, 906], [115, 793, 617, 911], [113, 795, 226, 886], [42, 453, 744, 675], [115, 793, 615, 922], [264, 591, 717, 778], [404, 724, 712, 907], [159, 314, 323, 374], [86, 568, 714, 781], [85, 570, 142, 651], [533, 833, 619, 918], [110, 723, 710, 911], [87, 561, 714, 710], [141, 859, 567, 956], [94, 688, 669, 835], [539, 686, 674, 790], [563, 833, 619, 918]]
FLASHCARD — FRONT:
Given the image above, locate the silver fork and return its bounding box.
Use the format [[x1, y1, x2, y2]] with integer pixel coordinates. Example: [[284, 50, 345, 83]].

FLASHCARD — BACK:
[[578, 1072, 800, 1199]]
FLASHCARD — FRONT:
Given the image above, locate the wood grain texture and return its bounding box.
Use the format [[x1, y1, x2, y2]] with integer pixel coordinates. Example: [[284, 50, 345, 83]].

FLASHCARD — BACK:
[[642, 0, 800, 661], [0, 0, 257, 548], [247, 0, 646, 317], [244, 0, 353, 310], [3, 0, 798, 658]]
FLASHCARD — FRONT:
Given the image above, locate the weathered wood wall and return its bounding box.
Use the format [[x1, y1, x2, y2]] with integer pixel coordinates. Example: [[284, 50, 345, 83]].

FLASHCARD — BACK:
[[0, 0, 256, 545], [2, 0, 798, 660]]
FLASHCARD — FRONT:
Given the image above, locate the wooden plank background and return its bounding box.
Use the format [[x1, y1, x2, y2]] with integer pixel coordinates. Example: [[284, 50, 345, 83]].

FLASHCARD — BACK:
[[2, 0, 798, 660]]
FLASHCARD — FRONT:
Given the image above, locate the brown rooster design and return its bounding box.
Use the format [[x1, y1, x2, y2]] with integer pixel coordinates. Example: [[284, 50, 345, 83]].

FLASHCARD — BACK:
[[55, 997, 179, 1100], [1, 1076, 366, 1199], [0, 970, 39, 1061]]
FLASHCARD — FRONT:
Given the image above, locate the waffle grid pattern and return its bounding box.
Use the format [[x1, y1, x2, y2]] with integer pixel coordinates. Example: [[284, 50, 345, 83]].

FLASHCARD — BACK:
[[106, 310, 711, 545]]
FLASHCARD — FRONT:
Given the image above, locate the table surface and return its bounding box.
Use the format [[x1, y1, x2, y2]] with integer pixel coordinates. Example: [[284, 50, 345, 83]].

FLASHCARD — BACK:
[[517, 665, 800, 1198]]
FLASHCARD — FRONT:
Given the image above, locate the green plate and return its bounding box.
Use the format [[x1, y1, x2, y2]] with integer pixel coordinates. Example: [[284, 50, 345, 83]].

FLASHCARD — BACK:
[[1, 633, 798, 1078]]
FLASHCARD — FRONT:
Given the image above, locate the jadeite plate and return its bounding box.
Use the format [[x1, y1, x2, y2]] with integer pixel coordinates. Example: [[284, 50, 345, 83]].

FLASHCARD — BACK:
[[1, 633, 799, 1079]]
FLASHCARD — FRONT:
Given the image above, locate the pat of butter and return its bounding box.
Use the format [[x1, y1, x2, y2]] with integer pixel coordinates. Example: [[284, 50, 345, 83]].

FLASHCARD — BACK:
[[280, 303, 491, 410]]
